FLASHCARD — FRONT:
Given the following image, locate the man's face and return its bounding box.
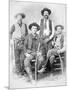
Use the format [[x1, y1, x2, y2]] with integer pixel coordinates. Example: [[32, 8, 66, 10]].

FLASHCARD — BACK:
[[56, 27, 62, 35], [43, 11, 49, 19], [31, 26, 37, 35], [17, 15, 22, 24]]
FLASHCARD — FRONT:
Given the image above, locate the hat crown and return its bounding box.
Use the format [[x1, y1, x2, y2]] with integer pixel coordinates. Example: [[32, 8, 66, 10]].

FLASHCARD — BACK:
[[15, 13, 25, 18], [29, 22, 40, 31]]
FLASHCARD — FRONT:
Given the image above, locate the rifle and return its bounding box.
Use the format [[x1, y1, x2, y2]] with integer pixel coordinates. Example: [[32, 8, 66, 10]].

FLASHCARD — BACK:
[[35, 42, 40, 81]]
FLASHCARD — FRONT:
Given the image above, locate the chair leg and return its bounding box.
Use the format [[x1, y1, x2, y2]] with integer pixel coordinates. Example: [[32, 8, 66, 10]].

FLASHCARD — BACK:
[[59, 55, 63, 74], [35, 61, 38, 81]]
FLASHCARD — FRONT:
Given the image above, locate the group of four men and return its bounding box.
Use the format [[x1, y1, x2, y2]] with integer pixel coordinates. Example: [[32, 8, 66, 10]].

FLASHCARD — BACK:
[[10, 8, 65, 82]]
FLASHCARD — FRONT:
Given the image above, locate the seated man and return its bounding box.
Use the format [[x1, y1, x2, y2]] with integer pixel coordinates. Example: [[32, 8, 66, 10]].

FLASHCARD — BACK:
[[38, 25, 65, 73], [24, 23, 44, 82]]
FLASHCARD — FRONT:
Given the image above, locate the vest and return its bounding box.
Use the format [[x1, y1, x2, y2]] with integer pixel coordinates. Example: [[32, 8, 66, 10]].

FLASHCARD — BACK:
[[40, 19, 52, 39], [12, 23, 27, 40]]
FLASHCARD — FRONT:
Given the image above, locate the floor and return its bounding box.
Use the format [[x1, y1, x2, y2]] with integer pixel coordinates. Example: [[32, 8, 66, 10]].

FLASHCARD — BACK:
[[10, 62, 66, 89]]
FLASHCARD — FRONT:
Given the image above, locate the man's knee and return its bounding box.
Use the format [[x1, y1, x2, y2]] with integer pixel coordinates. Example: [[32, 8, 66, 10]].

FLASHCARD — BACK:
[[24, 58, 30, 67], [24, 55, 33, 67], [50, 55, 55, 64], [38, 55, 44, 62]]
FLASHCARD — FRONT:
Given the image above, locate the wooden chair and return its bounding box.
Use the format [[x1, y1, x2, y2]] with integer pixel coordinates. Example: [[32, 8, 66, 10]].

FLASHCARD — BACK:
[[53, 53, 65, 74]]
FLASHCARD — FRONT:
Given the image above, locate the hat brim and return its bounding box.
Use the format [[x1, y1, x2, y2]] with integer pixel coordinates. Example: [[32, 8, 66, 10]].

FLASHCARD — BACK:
[[15, 13, 25, 18], [55, 25, 64, 30]]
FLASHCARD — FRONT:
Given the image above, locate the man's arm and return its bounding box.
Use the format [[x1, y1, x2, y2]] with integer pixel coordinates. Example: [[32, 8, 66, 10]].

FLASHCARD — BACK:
[[60, 47, 65, 53], [44, 21, 55, 43], [10, 25, 15, 39], [25, 24, 28, 36], [24, 35, 31, 53], [40, 19, 43, 37], [61, 34, 65, 53], [57, 35, 65, 54], [57, 45, 65, 54], [24, 35, 32, 57], [49, 21, 54, 40], [24, 36, 28, 53]]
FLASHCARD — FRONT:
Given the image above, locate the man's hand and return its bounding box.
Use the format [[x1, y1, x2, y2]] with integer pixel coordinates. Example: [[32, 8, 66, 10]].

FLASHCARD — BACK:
[[37, 51, 42, 56], [57, 50, 61, 54], [25, 53, 31, 57], [10, 39, 14, 44], [52, 41, 55, 46], [10, 39, 14, 48], [44, 38, 50, 43], [27, 49, 32, 54]]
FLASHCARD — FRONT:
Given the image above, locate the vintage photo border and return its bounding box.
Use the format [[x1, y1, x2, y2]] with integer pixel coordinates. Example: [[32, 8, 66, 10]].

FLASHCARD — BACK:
[[8, 0, 67, 89]]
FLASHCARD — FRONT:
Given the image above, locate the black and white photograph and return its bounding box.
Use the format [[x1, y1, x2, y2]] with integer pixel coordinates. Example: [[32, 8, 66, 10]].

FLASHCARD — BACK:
[[9, 0, 66, 89]]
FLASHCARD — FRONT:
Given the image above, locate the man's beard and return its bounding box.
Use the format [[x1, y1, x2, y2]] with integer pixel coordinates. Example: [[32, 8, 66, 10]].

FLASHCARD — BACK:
[[32, 32, 36, 36]]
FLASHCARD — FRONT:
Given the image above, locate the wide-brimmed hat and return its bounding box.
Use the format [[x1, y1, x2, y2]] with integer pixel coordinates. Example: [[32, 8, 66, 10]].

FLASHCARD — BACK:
[[55, 25, 64, 30], [29, 22, 40, 31], [15, 13, 25, 18], [41, 8, 51, 16]]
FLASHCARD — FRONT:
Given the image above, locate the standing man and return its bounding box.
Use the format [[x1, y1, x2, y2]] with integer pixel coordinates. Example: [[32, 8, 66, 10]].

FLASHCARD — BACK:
[[10, 13, 28, 75], [24, 23, 44, 82], [38, 8, 55, 73], [40, 8, 54, 50], [38, 8, 54, 72]]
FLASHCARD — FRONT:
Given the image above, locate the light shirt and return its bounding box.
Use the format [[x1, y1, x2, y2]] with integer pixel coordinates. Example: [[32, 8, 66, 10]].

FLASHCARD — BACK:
[[54, 34, 62, 49], [43, 19, 51, 36]]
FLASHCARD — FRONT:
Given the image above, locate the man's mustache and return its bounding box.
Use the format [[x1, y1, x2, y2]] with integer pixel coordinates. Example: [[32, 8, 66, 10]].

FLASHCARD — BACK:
[[44, 15, 48, 19], [45, 15, 48, 17]]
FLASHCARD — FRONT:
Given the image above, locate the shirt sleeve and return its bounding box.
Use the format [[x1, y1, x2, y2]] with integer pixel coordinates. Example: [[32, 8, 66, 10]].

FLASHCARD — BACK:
[[49, 21, 55, 40], [24, 35, 28, 53], [25, 24, 28, 36], [10, 25, 15, 39], [40, 19, 43, 37], [60, 35, 65, 53]]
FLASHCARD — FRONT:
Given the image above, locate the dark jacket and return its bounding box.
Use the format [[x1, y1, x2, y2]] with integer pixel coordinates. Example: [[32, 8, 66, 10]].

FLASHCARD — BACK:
[[24, 33, 40, 53]]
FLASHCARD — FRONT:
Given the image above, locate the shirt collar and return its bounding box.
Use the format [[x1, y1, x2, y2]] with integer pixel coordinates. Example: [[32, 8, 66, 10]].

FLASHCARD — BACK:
[[30, 33, 38, 39], [17, 22, 22, 27]]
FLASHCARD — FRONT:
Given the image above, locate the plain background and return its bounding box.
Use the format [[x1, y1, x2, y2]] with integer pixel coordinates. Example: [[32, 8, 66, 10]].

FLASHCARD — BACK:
[[10, 1, 66, 29], [0, 0, 68, 90], [10, 1, 66, 88]]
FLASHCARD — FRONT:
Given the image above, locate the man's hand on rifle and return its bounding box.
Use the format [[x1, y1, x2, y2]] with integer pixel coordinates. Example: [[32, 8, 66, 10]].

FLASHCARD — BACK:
[[25, 53, 31, 57], [37, 51, 42, 56], [39, 36, 50, 44], [44, 38, 50, 43], [57, 50, 61, 54]]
